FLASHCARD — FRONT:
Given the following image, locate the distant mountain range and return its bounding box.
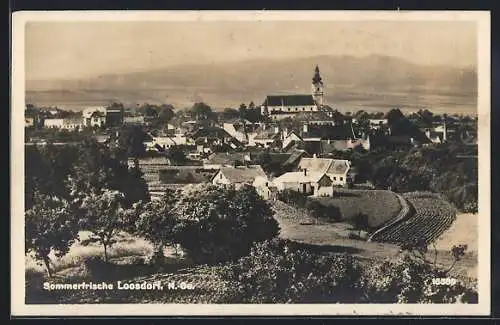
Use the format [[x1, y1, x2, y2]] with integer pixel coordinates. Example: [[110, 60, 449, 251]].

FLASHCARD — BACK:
[[25, 55, 477, 114]]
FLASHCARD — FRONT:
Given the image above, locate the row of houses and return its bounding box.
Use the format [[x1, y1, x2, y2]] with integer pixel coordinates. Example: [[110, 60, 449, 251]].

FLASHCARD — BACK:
[[131, 154, 354, 200], [26, 106, 132, 130]]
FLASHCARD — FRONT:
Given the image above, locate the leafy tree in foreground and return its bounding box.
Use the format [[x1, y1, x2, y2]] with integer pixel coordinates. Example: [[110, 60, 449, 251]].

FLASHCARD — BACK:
[[25, 193, 79, 277], [134, 189, 179, 262], [69, 140, 150, 207], [117, 126, 148, 158], [77, 189, 132, 262], [173, 184, 279, 264]]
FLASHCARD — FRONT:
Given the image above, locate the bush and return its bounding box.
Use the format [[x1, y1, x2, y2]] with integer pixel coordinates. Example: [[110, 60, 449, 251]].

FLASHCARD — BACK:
[[218, 239, 478, 304], [174, 184, 280, 264], [304, 200, 342, 222], [463, 201, 478, 214], [80, 256, 115, 279], [361, 252, 478, 303], [219, 238, 364, 303], [276, 189, 308, 209]]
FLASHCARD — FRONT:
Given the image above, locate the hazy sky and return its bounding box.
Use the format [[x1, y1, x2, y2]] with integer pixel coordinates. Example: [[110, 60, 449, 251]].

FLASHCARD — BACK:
[[25, 20, 477, 81]]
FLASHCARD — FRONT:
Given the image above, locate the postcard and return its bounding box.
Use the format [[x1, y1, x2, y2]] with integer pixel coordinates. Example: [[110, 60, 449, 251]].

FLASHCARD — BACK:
[[11, 10, 491, 316]]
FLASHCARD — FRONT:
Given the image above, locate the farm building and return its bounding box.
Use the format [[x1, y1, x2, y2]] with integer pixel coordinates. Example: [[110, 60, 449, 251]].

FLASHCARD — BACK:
[[203, 152, 255, 169], [271, 169, 333, 197], [43, 117, 85, 131], [297, 157, 353, 186], [212, 165, 270, 196], [123, 116, 145, 125]]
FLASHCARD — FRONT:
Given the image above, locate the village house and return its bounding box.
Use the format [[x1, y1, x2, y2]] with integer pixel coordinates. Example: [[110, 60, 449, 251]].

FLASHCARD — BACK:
[[212, 165, 269, 191], [297, 156, 354, 187], [221, 119, 260, 145], [260, 65, 325, 120], [203, 152, 255, 169], [43, 117, 85, 131], [123, 115, 146, 126], [248, 124, 282, 147], [143, 130, 189, 152], [319, 137, 371, 153], [293, 111, 337, 126], [190, 127, 240, 148], [271, 169, 334, 197], [82, 106, 124, 128], [368, 118, 389, 130]]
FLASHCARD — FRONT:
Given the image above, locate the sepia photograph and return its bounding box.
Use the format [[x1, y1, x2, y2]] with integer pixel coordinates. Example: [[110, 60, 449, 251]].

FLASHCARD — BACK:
[[11, 10, 490, 316]]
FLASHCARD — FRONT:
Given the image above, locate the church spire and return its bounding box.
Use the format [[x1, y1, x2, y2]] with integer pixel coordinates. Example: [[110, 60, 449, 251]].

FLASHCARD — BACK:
[[312, 65, 323, 85], [311, 65, 324, 107]]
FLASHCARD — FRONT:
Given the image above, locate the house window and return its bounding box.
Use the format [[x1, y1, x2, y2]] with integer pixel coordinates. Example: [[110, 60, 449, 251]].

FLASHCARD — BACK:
[[333, 177, 337, 181], [340, 177, 343, 181], [287, 107, 290, 112], [220, 174, 223, 179], [302, 107, 305, 111]]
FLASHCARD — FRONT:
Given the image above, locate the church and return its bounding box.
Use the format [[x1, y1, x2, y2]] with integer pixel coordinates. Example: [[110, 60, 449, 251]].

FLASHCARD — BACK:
[[260, 65, 325, 120]]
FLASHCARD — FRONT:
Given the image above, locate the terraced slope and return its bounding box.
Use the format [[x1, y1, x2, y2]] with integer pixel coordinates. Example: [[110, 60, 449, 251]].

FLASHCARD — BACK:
[[370, 192, 456, 246]]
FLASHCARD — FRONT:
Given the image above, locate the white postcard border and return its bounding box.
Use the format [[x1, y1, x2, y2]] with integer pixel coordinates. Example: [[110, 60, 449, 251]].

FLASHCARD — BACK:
[[11, 10, 491, 316]]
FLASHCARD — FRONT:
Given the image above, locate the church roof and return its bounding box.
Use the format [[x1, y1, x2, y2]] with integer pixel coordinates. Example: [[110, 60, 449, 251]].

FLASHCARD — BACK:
[[263, 95, 316, 107]]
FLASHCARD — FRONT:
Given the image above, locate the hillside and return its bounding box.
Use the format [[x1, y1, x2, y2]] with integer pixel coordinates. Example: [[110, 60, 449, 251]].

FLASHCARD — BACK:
[[25, 55, 477, 114]]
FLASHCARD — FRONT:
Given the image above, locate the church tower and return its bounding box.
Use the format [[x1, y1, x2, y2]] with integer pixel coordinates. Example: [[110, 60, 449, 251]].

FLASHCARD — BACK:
[[311, 65, 324, 107]]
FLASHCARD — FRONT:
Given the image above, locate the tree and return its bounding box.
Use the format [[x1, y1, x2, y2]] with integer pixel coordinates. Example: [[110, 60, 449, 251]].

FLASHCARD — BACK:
[[166, 145, 187, 165], [173, 184, 279, 264], [134, 190, 179, 261], [221, 108, 240, 121], [68, 139, 150, 207], [25, 193, 79, 277], [77, 189, 131, 262], [238, 103, 247, 118], [25, 144, 79, 209], [190, 102, 214, 121], [157, 104, 175, 123], [351, 213, 370, 237], [118, 125, 148, 157], [386, 108, 405, 126]]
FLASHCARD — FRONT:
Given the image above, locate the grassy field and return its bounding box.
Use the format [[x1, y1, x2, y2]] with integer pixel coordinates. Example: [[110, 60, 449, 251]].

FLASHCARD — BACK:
[[270, 200, 401, 260], [432, 213, 478, 279], [271, 200, 478, 281], [26, 231, 156, 276], [314, 189, 401, 228]]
